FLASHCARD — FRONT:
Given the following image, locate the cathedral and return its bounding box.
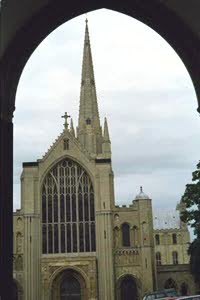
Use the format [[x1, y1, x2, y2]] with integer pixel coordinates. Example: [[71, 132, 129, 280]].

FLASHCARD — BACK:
[[13, 20, 197, 300]]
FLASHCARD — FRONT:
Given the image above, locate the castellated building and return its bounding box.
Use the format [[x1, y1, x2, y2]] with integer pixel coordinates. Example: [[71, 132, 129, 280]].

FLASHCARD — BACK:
[[12, 21, 196, 300]]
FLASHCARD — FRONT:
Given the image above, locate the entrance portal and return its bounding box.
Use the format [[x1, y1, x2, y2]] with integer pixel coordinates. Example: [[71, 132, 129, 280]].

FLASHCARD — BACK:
[[60, 274, 81, 300], [119, 275, 138, 300], [51, 268, 87, 300]]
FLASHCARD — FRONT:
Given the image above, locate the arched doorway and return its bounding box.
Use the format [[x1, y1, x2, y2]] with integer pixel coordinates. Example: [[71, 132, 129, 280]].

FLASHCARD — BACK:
[[60, 274, 81, 300], [164, 278, 177, 291], [51, 268, 87, 300], [118, 275, 138, 300]]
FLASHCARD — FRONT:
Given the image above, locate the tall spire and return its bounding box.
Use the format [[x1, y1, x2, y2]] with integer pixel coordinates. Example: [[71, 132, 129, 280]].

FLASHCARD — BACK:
[[77, 19, 102, 155]]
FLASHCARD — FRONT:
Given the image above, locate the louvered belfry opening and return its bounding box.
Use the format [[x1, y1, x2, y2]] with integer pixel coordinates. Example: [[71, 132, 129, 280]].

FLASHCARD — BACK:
[[42, 158, 96, 254]]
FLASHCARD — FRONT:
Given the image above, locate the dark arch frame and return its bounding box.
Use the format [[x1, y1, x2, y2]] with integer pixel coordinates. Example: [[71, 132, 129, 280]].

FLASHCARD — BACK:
[[51, 268, 88, 300], [1, 1, 200, 298], [116, 274, 139, 300], [13, 279, 23, 300], [164, 278, 178, 291]]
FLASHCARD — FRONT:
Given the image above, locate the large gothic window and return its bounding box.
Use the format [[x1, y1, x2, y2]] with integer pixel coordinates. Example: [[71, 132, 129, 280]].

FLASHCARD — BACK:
[[42, 158, 96, 254]]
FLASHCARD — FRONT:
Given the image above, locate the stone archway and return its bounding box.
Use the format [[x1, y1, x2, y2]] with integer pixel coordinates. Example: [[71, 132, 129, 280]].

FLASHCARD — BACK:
[[1, 1, 200, 298], [117, 275, 138, 300], [51, 269, 87, 300]]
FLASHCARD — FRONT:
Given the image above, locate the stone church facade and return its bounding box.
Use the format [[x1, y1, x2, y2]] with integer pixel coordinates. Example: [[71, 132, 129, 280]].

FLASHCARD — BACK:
[[12, 21, 196, 300]]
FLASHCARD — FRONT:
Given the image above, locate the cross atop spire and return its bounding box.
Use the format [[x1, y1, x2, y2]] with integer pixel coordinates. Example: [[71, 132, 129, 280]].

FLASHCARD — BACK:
[[61, 112, 70, 129]]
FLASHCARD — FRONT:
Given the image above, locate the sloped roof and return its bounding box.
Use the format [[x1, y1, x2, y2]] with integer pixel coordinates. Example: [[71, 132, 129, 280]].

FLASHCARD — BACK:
[[153, 209, 180, 230]]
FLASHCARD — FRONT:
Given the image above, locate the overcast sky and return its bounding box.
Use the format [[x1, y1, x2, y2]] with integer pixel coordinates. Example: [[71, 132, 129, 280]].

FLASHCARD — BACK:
[[14, 9, 200, 222]]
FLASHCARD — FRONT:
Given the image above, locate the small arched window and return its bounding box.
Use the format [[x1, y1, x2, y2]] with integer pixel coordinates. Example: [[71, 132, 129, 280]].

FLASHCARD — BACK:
[[172, 251, 178, 264], [172, 233, 177, 244], [156, 252, 162, 266], [63, 138, 69, 150], [155, 234, 160, 245], [122, 223, 130, 247]]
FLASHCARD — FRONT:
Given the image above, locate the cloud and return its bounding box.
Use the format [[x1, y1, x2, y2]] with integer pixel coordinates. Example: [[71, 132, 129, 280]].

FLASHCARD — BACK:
[[13, 9, 200, 218]]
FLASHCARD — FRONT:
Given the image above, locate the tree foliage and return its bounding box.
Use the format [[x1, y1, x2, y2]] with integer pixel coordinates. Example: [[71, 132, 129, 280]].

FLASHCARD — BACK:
[[181, 160, 200, 284], [181, 160, 200, 237]]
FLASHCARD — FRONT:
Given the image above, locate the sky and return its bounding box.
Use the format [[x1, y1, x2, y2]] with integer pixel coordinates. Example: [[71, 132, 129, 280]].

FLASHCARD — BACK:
[[14, 9, 200, 224]]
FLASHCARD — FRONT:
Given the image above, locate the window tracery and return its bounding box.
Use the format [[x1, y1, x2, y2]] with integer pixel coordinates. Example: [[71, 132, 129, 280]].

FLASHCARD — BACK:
[[42, 158, 96, 254]]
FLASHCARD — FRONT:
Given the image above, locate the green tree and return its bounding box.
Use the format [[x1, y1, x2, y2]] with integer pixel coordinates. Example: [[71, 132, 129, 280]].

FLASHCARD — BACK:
[[181, 160, 200, 285]]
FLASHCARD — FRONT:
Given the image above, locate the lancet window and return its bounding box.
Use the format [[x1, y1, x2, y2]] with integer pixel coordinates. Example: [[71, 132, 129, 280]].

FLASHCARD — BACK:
[[172, 251, 178, 264], [122, 223, 130, 247], [156, 252, 162, 266], [42, 158, 96, 254], [155, 234, 160, 245], [172, 233, 177, 244]]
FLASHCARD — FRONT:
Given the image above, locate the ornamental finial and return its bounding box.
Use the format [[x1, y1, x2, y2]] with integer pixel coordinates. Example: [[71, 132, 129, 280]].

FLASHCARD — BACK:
[[140, 186, 143, 193], [61, 112, 71, 129]]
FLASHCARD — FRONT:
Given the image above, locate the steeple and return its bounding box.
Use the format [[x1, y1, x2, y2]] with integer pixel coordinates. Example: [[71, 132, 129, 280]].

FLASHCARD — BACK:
[[77, 19, 102, 155]]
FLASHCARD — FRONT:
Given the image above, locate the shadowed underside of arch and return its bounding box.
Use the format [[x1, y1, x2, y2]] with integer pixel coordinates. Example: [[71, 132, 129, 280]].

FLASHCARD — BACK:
[[51, 268, 87, 300], [1, 1, 200, 298], [117, 274, 139, 300]]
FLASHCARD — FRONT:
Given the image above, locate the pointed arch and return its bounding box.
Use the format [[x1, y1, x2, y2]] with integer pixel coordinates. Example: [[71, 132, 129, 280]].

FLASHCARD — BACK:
[[116, 274, 140, 300], [50, 267, 89, 300], [41, 157, 96, 254]]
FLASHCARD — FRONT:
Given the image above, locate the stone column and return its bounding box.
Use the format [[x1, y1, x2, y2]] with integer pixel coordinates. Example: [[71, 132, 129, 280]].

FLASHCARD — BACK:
[[95, 163, 115, 300], [0, 114, 13, 300]]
